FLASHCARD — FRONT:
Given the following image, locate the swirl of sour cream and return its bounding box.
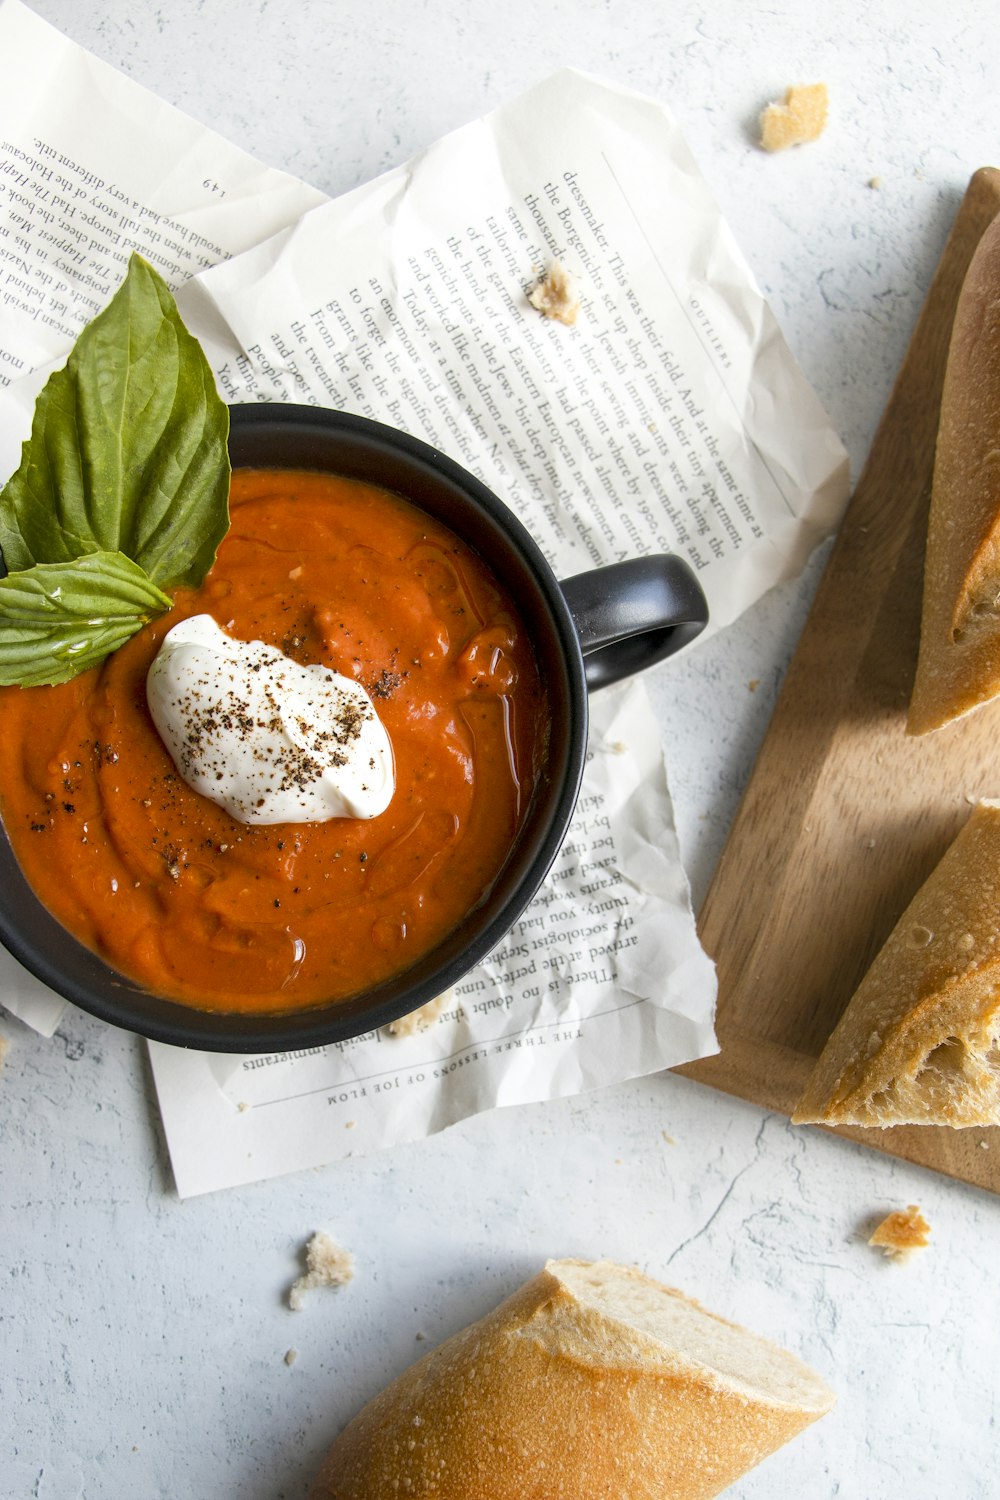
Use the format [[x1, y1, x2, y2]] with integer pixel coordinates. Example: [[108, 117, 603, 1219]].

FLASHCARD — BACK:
[[146, 614, 394, 824]]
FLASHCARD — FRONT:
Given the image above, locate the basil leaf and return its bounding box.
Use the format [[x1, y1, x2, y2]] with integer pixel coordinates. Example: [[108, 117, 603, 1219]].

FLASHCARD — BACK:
[[0, 253, 230, 591], [0, 552, 172, 687]]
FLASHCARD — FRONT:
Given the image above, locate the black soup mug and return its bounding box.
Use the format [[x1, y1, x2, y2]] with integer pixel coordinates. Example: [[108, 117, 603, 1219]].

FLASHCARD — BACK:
[[0, 405, 707, 1052]]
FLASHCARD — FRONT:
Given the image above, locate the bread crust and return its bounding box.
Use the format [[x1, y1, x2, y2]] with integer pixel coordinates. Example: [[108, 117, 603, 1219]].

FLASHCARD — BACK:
[[909, 210, 1000, 734], [793, 803, 1000, 1127], [309, 1260, 833, 1500]]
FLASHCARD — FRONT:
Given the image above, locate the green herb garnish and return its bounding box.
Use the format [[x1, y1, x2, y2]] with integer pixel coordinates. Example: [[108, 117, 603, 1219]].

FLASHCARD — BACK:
[[0, 554, 173, 686], [0, 253, 230, 686]]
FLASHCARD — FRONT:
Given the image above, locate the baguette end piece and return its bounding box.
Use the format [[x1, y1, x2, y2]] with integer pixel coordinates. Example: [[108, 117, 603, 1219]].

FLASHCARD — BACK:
[[309, 1258, 833, 1500], [793, 804, 1000, 1129]]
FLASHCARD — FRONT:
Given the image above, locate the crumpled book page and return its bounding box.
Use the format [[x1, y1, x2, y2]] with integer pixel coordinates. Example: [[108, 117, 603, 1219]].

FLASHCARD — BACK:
[[0, 0, 326, 1032]]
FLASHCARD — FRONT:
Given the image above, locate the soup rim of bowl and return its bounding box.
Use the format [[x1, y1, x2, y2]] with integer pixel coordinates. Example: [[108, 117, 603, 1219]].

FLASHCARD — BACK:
[[0, 404, 589, 1053]]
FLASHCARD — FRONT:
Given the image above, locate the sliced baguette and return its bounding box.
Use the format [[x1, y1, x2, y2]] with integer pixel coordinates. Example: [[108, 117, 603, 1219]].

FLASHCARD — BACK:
[[309, 1257, 834, 1500], [793, 802, 1000, 1127], [908, 209, 1000, 734]]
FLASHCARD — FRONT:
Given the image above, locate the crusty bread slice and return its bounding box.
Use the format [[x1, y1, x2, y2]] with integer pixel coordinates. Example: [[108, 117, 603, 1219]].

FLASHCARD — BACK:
[[309, 1258, 834, 1500], [793, 803, 1000, 1127], [908, 210, 1000, 734]]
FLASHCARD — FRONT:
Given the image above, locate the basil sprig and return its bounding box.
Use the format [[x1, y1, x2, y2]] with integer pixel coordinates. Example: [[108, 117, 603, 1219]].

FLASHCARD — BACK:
[[0, 553, 173, 686], [0, 253, 230, 686]]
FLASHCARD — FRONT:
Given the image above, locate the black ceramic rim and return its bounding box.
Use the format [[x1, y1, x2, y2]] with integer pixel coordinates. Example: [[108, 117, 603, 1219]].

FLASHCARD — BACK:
[[0, 405, 589, 1052]]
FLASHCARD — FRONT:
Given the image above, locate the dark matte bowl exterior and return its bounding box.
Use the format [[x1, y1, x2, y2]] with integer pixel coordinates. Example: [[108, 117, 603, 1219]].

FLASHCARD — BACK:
[[0, 406, 588, 1052]]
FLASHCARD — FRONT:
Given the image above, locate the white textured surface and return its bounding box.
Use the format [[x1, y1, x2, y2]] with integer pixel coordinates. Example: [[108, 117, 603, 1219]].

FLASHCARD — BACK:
[[4, 2, 1000, 1496]]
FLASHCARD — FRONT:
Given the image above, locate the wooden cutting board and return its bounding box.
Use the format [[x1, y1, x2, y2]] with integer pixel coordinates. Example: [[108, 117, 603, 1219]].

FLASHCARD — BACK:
[[678, 167, 1000, 1194]]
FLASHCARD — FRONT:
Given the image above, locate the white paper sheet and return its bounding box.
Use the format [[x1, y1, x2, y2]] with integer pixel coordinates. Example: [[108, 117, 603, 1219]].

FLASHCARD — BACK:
[[0, 13, 850, 1195], [0, 950, 65, 1036]]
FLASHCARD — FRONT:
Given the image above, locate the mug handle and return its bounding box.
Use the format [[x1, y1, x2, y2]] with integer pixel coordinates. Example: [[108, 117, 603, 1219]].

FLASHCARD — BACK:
[[559, 555, 709, 691]]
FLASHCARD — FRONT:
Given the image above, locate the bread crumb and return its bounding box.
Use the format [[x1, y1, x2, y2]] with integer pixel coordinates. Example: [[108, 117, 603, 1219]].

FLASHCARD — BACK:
[[748, 678, 760, 692], [237, 1100, 250, 1113], [868, 175, 882, 189], [345, 1119, 356, 1129], [385, 990, 450, 1037], [0, 1035, 8, 1072], [661, 1131, 676, 1145], [868, 1205, 931, 1260], [415, 1330, 426, 1341], [759, 83, 829, 152], [289, 1231, 355, 1310], [284, 1348, 299, 1366], [528, 260, 580, 326], [980, 1139, 991, 1150]]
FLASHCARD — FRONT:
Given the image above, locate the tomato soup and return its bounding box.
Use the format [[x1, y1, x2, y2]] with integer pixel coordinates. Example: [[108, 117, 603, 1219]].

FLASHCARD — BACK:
[[0, 470, 549, 1013]]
